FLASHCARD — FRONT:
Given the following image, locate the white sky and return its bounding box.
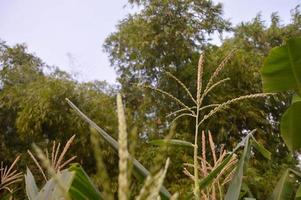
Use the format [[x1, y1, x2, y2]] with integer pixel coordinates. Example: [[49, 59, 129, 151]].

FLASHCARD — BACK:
[[0, 0, 300, 84]]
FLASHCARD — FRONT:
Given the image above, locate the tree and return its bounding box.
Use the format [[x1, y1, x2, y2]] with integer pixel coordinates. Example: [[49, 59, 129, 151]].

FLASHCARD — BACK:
[[0, 42, 119, 197]]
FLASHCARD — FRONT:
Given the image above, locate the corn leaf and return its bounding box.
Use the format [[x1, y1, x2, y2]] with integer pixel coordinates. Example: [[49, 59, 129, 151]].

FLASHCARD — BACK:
[[66, 98, 171, 199], [68, 164, 103, 200], [225, 134, 251, 200], [270, 169, 294, 200], [149, 139, 194, 148], [250, 137, 271, 160], [199, 153, 233, 189], [295, 184, 301, 200]]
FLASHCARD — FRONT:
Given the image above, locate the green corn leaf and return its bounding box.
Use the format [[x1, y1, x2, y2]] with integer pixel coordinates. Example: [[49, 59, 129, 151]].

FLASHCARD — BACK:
[[261, 37, 301, 95], [250, 136, 271, 160], [225, 134, 252, 200], [280, 99, 301, 151], [199, 130, 255, 191], [270, 169, 294, 200], [149, 139, 194, 148], [295, 184, 301, 200], [68, 164, 104, 200], [199, 153, 233, 189], [66, 98, 171, 199]]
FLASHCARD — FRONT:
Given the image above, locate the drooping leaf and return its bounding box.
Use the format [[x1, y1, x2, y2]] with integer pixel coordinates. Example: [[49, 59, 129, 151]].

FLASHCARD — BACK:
[[66, 98, 171, 199], [251, 137, 271, 160], [25, 168, 39, 200], [225, 134, 251, 200], [68, 164, 103, 200], [270, 169, 294, 200], [261, 37, 301, 94], [280, 99, 301, 151], [149, 139, 194, 148]]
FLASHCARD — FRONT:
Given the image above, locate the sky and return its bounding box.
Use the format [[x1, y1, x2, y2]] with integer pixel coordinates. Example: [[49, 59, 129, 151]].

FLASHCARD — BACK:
[[0, 0, 300, 84]]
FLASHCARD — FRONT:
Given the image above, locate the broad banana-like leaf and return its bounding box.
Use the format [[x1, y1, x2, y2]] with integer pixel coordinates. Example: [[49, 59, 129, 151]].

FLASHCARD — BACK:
[[225, 134, 251, 200], [25, 168, 39, 200], [261, 37, 301, 94], [149, 139, 194, 148], [66, 98, 171, 199], [25, 164, 103, 200], [280, 96, 301, 151]]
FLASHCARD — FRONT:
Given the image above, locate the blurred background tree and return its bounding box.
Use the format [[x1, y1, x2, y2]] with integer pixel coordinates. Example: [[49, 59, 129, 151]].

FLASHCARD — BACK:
[[0, 41, 119, 197]]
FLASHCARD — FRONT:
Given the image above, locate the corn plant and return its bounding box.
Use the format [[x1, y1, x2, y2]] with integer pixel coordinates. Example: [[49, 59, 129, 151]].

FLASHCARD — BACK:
[[146, 51, 272, 199], [66, 97, 173, 199], [24, 93, 178, 199], [183, 131, 237, 200]]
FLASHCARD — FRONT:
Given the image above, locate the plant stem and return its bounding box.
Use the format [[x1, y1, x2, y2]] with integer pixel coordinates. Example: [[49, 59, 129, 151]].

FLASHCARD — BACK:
[[194, 105, 200, 199], [194, 54, 203, 199]]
